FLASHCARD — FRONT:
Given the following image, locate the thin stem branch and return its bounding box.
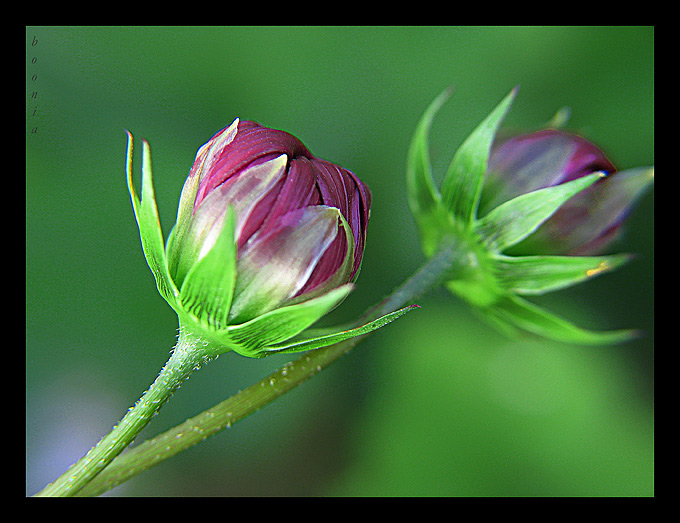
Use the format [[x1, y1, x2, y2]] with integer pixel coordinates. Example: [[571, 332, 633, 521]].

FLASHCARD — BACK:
[[362, 235, 463, 321], [34, 330, 213, 497], [76, 238, 463, 497]]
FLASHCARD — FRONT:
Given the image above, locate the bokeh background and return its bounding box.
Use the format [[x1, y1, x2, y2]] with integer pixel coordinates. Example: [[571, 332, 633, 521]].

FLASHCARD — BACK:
[[26, 26, 654, 497]]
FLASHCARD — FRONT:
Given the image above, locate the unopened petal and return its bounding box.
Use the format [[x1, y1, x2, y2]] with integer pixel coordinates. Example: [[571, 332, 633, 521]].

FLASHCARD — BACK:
[[170, 154, 288, 287], [546, 166, 654, 255], [482, 130, 616, 216], [167, 119, 240, 273], [228, 206, 341, 324]]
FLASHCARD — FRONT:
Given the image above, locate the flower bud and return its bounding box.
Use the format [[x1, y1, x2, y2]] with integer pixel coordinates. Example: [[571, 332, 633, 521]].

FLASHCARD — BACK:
[[406, 88, 653, 345], [167, 118, 372, 325], [125, 118, 418, 360], [481, 129, 653, 255]]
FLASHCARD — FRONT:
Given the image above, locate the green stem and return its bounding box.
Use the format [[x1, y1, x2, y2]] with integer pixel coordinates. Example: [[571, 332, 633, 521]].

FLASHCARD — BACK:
[[34, 329, 213, 497], [76, 237, 464, 497], [361, 235, 463, 322]]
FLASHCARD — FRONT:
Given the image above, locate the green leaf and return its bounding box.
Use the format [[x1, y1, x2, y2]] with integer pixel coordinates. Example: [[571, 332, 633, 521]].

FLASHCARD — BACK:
[[482, 295, 639, 345], [263, 304, 421, 355], [440, 87, 517, 225], [125, 131, 179, 308], [224, 284, 354, 357], [476, 171, 605, 253], [406, 88, 456, 257], [495, 253, 632, 295], [178, 207, 237, 330]]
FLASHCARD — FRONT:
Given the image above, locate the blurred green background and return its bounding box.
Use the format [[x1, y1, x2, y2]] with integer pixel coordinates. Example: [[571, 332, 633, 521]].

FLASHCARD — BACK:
[[26, 26, 653, 496]]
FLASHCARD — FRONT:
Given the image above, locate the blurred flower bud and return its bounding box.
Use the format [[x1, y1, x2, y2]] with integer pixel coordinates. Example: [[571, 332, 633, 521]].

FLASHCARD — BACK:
[[481, 129, 653, 255], [406, 88, 654, 344]]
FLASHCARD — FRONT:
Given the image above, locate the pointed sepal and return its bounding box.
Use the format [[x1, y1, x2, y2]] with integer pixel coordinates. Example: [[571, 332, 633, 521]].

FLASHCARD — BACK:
[[440, 87, 517, 225], [125, 131, 180, 309], [178, 206, 238, 330], [494, 253, 632, 295], [406, 88, 456, 257], [262, 304, 421, 355], [223, 284, 354, 357], [476, 171, 605, 253], [481, 295, 639, 345]]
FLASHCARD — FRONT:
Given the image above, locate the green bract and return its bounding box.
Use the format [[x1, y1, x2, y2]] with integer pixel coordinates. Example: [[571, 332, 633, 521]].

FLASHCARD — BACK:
[[126, 131, 416, 358], [406, 88, 649, 345]]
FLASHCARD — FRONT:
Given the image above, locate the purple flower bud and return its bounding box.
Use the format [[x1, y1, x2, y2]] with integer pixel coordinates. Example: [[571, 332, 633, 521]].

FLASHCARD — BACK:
[[481, 129, 652, 255], [168, 119, 371, 324]]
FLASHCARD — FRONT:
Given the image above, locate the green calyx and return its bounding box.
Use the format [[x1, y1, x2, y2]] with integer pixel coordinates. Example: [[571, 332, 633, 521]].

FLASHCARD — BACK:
[[125, 131, 417, 358], [406, 89, 638, 345]]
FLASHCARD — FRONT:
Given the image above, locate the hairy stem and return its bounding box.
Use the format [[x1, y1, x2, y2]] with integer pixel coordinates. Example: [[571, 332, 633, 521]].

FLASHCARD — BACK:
[[34, 329, 213, 497], [76, 238, 463, 496]]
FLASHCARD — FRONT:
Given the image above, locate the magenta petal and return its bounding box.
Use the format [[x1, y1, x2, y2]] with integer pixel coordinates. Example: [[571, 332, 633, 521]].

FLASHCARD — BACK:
[[480, 128, 646, 256], [483, 130, 617, 215], [194, 121, 312, 209], [313, 159, 370, 279], [174, 118, 373, 323], [171, 154, 287, 286], [537, 167, 654, 255], [244, 156, 320, 246]]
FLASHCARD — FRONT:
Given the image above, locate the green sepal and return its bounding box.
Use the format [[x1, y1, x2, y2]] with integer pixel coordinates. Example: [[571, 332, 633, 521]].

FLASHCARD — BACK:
[[222, 284, 355, 358], [476, 171, 605, 253], [125, 131, 180, 309], [481, 295, 639, 345], [406, 87, 456, 257], [443, 230, 505, 308], [178, 206, 237, 330], [494, 253, 632, 296], [262, 304, 421, 355], [440, 87, 517, 225]]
